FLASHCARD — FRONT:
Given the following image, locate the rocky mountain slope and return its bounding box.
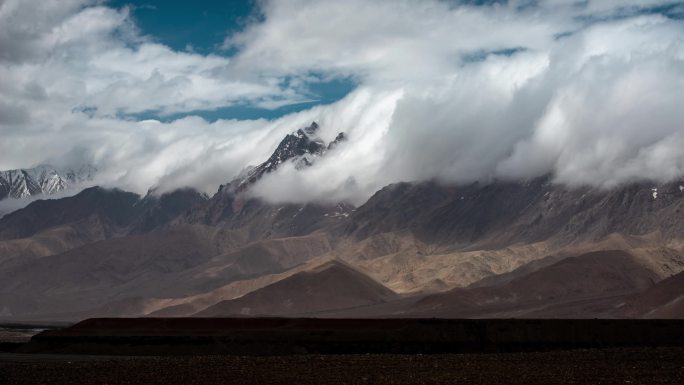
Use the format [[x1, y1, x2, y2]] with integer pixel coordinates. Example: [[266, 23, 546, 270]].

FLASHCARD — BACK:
[[230, 122, 342, 193], [178, 121, 352, 240], [342, 178, 684, 248], [0, 186, 208, 241], [1, 122, 684, 320]]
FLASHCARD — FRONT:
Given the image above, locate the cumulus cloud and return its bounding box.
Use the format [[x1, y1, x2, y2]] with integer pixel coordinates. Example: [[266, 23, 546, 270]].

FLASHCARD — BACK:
[[1, 0, 684, 207], [240, 0, 684, 203]]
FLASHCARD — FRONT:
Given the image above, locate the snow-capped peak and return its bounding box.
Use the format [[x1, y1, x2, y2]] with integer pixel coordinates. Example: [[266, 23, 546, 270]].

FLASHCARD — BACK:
[[0, 164, 97, 201]]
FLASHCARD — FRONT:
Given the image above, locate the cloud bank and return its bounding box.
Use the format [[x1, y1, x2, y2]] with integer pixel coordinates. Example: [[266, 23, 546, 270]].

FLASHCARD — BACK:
[[1, 0, 684, 205]]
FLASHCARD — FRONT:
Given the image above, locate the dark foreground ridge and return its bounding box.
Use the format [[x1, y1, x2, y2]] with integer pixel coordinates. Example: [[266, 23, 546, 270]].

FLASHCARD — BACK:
[[17, 318, 684, 355]]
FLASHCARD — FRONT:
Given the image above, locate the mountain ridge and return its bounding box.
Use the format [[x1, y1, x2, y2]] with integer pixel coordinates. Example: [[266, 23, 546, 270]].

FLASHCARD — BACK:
[[0, 164, 96, 201], [2, 122, 684, 321]]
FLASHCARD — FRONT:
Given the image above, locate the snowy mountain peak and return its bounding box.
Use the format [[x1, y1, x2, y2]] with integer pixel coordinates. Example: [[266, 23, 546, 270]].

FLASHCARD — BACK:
[[0, 164, 97, 201]]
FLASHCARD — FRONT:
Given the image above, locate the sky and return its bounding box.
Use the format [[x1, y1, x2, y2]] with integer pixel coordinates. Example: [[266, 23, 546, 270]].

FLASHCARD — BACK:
[[1, 0, 684, 205]]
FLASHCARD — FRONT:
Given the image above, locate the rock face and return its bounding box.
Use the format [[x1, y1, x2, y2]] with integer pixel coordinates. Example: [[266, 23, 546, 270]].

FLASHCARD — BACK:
[[0, 164, 96, 200], [231, 122, 337, 193], [342, 177, 684, 248]]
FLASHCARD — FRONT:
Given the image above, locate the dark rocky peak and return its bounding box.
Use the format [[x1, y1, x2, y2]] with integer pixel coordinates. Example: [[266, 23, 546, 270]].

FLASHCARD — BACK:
[[0, 186, 141, 240], [302, 121, 320, 136], [232, 122, 327, 193], [327, 132, 347, 150], [182, 122, 352, 230], [224, 122, 351, 196], [281, 121, 326, 159], [139, 187, 209, 208], [132, 188, 209, 233]]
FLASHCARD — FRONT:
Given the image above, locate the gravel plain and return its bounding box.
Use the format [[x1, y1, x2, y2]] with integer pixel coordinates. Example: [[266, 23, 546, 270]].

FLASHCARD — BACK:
[[1, 347, 683, 385]]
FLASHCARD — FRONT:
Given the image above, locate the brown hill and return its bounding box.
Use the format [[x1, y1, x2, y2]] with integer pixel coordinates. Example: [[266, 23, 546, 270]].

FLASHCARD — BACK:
[[407, 250, 660, 318], [147, 257, 336, 317], [616, 271, 684, 318], [0, 225, 242, 318], [0, 231, 334, 320], [194, 260, 397, 317], [0, 215, 114, 262]]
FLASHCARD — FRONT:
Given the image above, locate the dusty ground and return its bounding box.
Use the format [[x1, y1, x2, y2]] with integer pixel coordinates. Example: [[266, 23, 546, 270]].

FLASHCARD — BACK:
[[1, 347, 683, 385]]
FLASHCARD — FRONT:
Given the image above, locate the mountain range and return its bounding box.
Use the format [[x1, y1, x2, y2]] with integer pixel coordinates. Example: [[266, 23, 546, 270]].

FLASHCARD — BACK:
[[0, 164, 96, 206], [0, 122, 683, 321]]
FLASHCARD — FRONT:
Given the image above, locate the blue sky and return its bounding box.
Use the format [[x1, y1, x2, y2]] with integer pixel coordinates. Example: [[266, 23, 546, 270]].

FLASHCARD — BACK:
[[108, 0, 356, 121], [109, 0, 254, 54]]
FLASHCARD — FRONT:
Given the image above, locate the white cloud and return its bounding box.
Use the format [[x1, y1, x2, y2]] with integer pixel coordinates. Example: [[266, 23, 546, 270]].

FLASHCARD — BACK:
[[226, 0, 566, 84], [1, 0, 683, 207], [0, 0, 307, 123]]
